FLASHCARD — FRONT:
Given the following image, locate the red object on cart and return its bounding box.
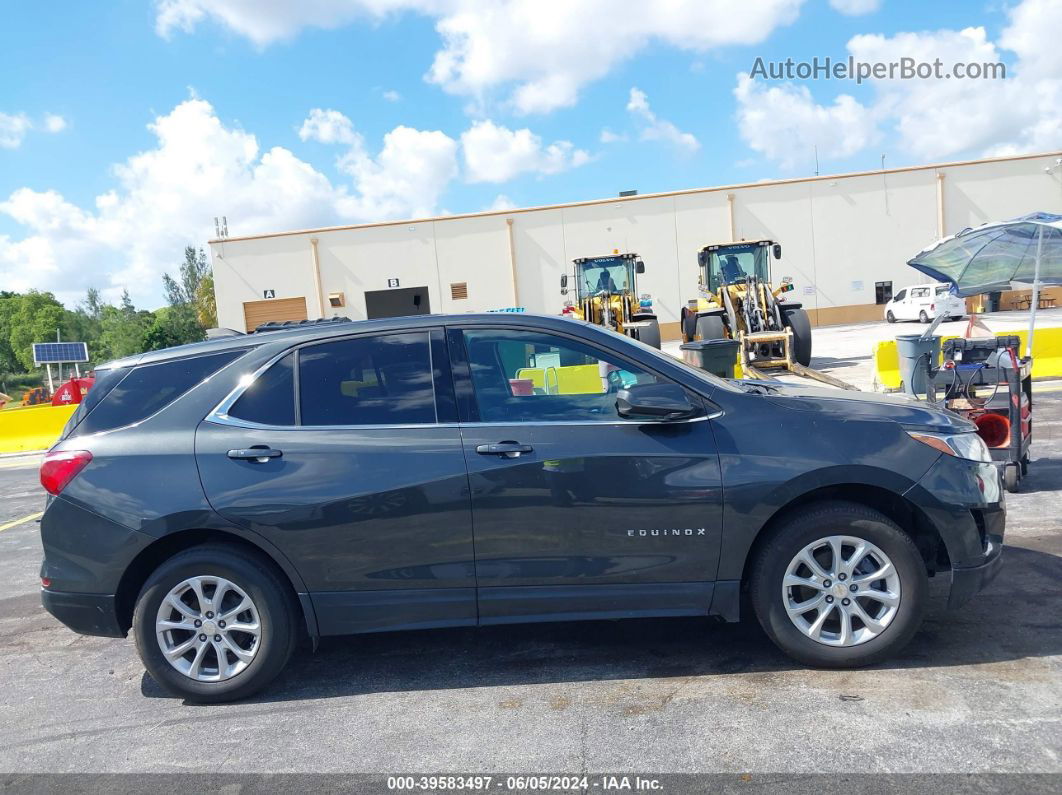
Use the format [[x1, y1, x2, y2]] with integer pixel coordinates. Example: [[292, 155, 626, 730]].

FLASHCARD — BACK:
[[51, 376, 94, 407]]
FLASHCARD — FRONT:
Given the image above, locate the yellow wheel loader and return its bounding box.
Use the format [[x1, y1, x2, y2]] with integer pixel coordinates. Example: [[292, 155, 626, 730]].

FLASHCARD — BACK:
[[681, 240, 855, 389], [560, 252, 662, 349]]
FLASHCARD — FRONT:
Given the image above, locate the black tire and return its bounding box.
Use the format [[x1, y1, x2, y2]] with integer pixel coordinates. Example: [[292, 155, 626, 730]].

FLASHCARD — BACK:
[[750, 501, 928, 668], [886, 311, 896, 324], [919, 310, 930, 323], [950, 316, 963, 322], [1004, 463, 1020, 493], [133, 544, 299, 703], [781, 308, 812, 366], [695, 315, 726, 341], [636, 318, 661, 349]]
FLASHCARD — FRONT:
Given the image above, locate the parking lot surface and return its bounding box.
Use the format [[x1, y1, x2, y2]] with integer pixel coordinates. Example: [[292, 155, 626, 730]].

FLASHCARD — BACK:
[[0, 394, 1060, 776]]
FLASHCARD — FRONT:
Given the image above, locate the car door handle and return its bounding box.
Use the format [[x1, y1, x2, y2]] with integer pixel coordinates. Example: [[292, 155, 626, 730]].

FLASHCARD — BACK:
[[475, 442, 533, 458], [227, 446, 282, 462]]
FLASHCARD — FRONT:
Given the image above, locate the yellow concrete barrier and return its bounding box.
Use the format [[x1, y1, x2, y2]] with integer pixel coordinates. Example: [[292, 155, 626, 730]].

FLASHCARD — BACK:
[[873, 327, 1062, 390], [0, 404, 77, 454]]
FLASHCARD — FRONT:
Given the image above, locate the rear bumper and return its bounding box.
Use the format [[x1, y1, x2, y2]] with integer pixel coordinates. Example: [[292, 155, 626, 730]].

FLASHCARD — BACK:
[[948, 537, 1004, 609], [41, 589, 125, 638]]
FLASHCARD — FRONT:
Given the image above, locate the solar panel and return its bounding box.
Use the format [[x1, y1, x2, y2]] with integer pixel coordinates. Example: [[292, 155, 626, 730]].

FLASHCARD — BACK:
[[33, 342, 89, 365]]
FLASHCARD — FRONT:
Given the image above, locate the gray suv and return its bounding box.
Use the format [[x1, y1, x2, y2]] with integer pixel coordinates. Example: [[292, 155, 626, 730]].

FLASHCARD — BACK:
[[40, 313, 1004, 702]]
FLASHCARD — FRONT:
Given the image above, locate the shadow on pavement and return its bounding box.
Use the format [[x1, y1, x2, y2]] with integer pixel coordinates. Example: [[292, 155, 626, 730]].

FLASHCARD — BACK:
[[142, 545, 1062, 705], [807, 355, 868, 371]]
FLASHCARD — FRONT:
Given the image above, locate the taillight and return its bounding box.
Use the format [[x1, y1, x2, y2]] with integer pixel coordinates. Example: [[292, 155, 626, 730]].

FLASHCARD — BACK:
[[40, 450, 92, 496]]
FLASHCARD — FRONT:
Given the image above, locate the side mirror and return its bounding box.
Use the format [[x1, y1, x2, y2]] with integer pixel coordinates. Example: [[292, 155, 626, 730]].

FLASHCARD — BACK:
[[635, 260, 645, 274], [772, 243, 782, 260], [616, 383, 698, 421], [560, 274, 568, 290]]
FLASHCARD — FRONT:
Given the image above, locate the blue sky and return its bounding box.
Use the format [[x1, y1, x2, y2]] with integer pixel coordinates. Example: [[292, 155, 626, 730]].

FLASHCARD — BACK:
[[1, 0, 1058, 307]]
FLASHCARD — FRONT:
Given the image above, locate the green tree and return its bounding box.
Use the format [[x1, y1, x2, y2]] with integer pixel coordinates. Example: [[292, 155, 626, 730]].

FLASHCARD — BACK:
[[8, 291, 69, 371], [97, 290, 155, 361], [0, 293, 21, 373], [157, 246, 210, 346], [63, 288, 106, 365], [195, 273, 217, 328]]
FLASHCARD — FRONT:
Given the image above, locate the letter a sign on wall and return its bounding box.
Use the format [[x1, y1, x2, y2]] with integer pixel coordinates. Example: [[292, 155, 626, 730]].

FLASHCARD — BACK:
[[263, 289, 276, 299]]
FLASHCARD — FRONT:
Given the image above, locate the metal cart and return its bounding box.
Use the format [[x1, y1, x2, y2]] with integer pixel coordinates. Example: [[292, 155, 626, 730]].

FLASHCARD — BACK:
[[927, 336, 1032, 492]]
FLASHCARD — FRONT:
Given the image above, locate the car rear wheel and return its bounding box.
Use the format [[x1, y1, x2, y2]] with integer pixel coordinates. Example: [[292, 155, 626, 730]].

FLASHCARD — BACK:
[[886, 311, 896, 323], [750, 501, 927, 667], [133, 544, 298, 703], [919, 310, 930, 323]]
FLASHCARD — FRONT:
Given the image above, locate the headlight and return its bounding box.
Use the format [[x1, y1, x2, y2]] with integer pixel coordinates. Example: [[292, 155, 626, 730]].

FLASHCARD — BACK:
[[906, 430, 992, 463]]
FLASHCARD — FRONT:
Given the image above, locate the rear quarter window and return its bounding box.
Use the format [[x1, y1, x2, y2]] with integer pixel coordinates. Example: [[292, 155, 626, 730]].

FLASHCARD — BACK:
[[69, 350, 245, 436]]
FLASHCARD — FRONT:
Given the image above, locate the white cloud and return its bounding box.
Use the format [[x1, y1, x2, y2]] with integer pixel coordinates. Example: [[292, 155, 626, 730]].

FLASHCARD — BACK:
[[382, 89, 402, 102], [599, 128, 627, 144], [0, 113, 31, 149], [43, 114, 68, 133], [734, 0, 1062, 167], [460, 120, 589, 183], [486, 194, 517, 211], [337, 124, 459, 218], [734, 75, 877, 169], [626, 88, 700, 152], [154, 0, 415, 46], [0, 111, 66, 148], [299, 107, 359, 144], [155, 0, 804, 114], [828, 0, 881, 15], [0, 99, 459, 307]]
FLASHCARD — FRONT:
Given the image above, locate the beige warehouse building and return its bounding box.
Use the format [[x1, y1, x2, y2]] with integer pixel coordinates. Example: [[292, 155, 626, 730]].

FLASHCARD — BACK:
[[210, 150, 1062, 339]]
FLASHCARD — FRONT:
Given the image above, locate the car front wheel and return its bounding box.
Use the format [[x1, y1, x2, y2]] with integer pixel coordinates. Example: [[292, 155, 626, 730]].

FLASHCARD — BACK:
[[133, 544, 299, 703], [750, 501, 927, 668]]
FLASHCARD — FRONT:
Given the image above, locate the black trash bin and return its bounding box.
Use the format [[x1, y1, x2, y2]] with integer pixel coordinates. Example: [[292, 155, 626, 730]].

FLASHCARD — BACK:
[[680, 338, 740, 378], [986, 291, 1002, 313]]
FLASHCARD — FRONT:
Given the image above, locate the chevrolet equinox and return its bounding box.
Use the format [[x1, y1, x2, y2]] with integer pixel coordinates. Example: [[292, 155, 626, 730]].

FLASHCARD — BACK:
[[39, 313, 1004, 702]]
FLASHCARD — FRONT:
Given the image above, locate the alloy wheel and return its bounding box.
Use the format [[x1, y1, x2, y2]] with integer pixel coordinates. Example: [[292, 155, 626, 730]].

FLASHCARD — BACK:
[[155, 576, 261, 682], [782, 535, 901, 647]]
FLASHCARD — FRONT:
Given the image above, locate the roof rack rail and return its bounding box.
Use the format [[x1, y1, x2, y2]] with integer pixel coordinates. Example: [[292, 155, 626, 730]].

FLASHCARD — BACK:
[[253, 316, 354, 334], [205, 327, 245, 339]]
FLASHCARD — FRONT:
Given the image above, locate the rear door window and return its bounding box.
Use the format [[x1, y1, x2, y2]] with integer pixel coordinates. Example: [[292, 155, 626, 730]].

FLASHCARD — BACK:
[[298, 332, 436, 426], [227, 353, 295, 426], [71, 350, 244, 436]]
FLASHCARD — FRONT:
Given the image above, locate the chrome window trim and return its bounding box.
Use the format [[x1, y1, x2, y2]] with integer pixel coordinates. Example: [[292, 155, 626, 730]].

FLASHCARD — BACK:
[[205, 415, 710, 432]]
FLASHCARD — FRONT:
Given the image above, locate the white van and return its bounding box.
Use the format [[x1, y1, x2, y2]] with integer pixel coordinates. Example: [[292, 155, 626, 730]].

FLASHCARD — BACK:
[[884, 283, 966, 323]]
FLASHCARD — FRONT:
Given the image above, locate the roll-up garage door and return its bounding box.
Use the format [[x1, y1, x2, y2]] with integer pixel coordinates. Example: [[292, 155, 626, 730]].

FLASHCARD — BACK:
[[242, 297, 308, 332]]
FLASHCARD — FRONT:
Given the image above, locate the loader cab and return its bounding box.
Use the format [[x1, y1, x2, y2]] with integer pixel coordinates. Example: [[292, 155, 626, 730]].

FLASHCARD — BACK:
[[699, 240, 777, 292], [570, 254, 643, 301]]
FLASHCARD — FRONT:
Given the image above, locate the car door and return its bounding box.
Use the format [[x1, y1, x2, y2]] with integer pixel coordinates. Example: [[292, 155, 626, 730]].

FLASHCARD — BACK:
[[889, 288, 908, 319], [450, 325, 723, 623], [195, 328, 477, 636]]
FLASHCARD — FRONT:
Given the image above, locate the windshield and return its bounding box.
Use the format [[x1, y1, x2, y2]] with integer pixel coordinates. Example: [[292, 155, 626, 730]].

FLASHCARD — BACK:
[[574, 257, 634, 300], [701, 243, 770, 291]]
